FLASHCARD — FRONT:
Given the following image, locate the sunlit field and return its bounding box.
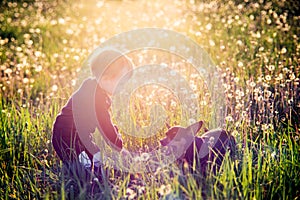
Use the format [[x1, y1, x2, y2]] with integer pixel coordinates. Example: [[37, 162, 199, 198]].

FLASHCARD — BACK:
[[1, 0, 299, 199]]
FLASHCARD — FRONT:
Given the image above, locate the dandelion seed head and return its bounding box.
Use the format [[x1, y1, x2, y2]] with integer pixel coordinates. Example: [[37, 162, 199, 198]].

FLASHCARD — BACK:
[[234, 77, 239, 83], [265, 75, 272, 81], [35, 65, 42, 72], [271, 151, 276, 159], [158, 184, 172, 196], [52, 84, 58, 92], [140, 152, 150, 161], [23, 78, 29, 84], [236, 40, 243, 46], [206, 23, 212, 30], [281, 47, 287, 54], [250, 82, 256, 87], [289, 73, 295, 80], [238, 62, 243, 67], [209, 39, 215, 46], [225, 115, 233, 122]]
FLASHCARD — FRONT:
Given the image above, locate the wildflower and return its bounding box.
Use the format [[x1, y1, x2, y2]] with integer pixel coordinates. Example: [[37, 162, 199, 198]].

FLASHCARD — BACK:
[[289, 73, 295, 80], [259, 95, 264, 101], [205, 23, 212, 30], [126, 188, 137, 200], [265, 75, 271, 81], [256, 31, 261, 38], [189, 118, 196, 124], [158, 184, 172, 196], [50, 19, 57, 25], [0, 39, 6, 45], [35, 65, 42, 72], [66, 29, 74, 35], [236, 40, 243, 46], [281, 47, 287, 54], [232, 130, 239, 137], [140, 152, 150, 161], [4, 68, 12, 75], [225, 115, 233, 122], [264, 90, 272, 98], [261, 124, 268, 131], [238, 62, 243, 68], [250, 82, 256, 88], [71, 79, 76, 86], [58, 18, 65, 24], [133, 155, 141, 163], [23, 78, 29, 84], [268, 65, 275, 71], [227, 93, 233, 98], [73, 55, 80, 61], [52, 85, 58, 92], [237, 4, 243, 10], [170, 70, 176, 76], [259, 47, 264, 52], [16, 46, 22, 52], [271, 151, 276, 159], [195, 31, 202, 37], [209, 39, 215, 46], [267, 37, 273, 43], [200, 100, 207, 106], [288, 99, 293, 105], [34, 51, 42, 57], [190, 93, 198, 99]]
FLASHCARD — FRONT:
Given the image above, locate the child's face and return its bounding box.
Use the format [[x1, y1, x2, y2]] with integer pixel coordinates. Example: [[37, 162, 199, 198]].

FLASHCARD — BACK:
[[99, 58, 131, 95]]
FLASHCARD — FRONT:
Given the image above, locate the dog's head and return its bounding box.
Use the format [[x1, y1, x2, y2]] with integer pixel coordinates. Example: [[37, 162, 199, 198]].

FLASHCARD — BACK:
[[160, 121, 203, 156]]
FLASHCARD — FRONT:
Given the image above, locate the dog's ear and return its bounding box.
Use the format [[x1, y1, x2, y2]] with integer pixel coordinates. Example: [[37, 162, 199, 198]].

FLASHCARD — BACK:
[[189, 120, 203, 135]]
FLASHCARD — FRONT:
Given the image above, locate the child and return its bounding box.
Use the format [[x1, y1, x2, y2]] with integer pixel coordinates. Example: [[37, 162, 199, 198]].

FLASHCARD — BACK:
[[52, 48, 133, 168]]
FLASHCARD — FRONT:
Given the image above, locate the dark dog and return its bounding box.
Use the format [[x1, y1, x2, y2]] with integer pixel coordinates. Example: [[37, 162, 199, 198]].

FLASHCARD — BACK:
[[160, 120, 235, 175]]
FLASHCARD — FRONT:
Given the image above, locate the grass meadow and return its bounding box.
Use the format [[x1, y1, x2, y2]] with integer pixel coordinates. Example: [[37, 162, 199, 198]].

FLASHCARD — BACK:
[[0, 0, 299, 199]]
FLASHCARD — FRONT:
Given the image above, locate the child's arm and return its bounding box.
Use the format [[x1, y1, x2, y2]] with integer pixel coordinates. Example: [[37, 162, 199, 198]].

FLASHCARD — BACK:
[[96, 109, 123, 151], [95, 89, 123, 151]]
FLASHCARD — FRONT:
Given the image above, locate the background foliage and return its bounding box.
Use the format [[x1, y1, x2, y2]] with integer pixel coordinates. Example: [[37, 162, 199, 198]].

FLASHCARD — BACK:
[[0, 0, 299, 199]]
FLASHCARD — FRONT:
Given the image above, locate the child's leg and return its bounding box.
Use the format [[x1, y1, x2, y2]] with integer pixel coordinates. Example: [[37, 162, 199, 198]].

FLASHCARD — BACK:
[[52, 127, 85, 163]]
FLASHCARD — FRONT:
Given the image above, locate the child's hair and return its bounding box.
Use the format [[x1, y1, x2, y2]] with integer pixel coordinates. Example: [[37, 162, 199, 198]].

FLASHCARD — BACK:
[[90, 48, 133, 80]]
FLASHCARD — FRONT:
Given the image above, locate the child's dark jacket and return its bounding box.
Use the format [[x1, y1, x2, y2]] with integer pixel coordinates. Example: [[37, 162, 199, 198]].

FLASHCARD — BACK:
[[53, 78, 122, 159]]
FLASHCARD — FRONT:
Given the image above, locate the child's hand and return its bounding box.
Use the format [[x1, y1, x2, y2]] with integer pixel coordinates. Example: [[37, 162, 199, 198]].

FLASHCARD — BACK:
[[93, 151, 106, 168]]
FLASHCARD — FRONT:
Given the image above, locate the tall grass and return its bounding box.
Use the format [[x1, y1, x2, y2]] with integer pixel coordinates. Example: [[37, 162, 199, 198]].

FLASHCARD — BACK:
[[0, 0, 299, 199]]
